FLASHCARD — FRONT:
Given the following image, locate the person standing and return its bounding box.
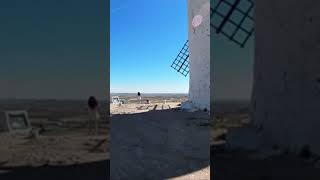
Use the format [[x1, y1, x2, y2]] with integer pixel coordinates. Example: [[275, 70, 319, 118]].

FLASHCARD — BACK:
[[137, 92, 141, 104], [87, 96, 100, 136]]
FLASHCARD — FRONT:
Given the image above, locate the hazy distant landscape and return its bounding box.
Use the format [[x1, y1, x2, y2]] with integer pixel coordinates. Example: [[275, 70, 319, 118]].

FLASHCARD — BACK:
[[0, 99, 109, 120], [110, 93, 188, 105], [110, 93, 188, 98]]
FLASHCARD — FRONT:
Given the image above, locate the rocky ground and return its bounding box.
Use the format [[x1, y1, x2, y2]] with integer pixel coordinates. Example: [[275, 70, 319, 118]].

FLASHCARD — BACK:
[[211, 100, 320, 180], [0, 99, 109, 179], [110, 98, 210, 180]]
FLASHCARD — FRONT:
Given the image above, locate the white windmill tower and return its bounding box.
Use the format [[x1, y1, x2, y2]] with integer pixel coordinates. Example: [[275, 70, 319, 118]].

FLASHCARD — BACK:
[[171, 0, 254, 111], [171, 0, 210, 111]]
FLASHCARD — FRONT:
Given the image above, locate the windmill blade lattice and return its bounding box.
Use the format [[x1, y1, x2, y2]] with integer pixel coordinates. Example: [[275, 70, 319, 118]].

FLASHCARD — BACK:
[[171, 0, 254, 76], [211, 0, 254, 48], [171, 40, 190, 77]]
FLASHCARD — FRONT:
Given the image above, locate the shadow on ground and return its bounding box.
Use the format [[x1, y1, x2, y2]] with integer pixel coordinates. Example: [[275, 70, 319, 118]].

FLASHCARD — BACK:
[[211, 145, 320, 180], [0, 160, 109, 180], [111, 108, 210, 179]]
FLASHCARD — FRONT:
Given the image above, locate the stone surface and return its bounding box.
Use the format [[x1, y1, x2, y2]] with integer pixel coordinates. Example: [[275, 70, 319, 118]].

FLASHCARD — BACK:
[[180, 101, 198, 112], [110, 109, 210, 179], [188, 0, 210, 111], [225, 127, 262, 152], [252, 0, 320, 154]]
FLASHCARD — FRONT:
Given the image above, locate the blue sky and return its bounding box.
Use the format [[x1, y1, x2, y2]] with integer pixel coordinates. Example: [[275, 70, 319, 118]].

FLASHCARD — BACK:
[[0, 0, 254, 99], [211, 0, 255, 100], [110, 0, 189, 93], [111, 0, 254, 98], [0, 0, 107, 99], [212, 32, 254, 100]]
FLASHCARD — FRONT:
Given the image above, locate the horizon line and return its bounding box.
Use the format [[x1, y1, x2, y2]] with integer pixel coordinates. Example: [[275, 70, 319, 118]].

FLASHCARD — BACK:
[[110, 92, 188, 94]]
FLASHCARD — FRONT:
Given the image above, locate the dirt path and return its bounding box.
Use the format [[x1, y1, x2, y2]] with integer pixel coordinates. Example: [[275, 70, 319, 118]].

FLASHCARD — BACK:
[[110, 104, 210, 179]]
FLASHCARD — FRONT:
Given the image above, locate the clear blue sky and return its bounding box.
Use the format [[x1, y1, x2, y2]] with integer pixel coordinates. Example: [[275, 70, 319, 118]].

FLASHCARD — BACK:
[[212, 33, 254, 100], [211, 0, 255, 100], [0, 0, 254, 99], [0, 0, 107, 99], [110, 0, 189, 93], [210, 0, 254, 99]]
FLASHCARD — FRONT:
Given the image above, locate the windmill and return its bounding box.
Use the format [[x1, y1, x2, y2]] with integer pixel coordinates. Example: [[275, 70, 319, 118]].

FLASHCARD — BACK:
[[171, 0, 254, 76], [170, 40, 190, 77]]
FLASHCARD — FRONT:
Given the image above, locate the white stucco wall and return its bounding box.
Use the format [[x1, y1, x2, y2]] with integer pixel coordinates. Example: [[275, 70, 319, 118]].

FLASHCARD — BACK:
[[252, 0, 320, 153], [187, 0, 210, 111]]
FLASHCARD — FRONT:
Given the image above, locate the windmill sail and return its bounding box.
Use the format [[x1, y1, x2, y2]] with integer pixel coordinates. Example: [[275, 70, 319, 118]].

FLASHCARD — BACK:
[[211, 0, 254, 47], [171, 0, 254, 76], [171, 40, 190, 77]]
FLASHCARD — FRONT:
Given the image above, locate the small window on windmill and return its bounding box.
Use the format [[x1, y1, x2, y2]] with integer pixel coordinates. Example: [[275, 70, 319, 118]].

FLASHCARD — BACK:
[[171, 40, 190, 77], [1, 111, 32, 134], [211, 0, 254, 48]]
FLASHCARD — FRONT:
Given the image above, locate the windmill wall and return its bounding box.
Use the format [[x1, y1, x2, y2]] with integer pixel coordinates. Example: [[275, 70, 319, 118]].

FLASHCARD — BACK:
[[187, 0, 210, 111], [252, 0, 320, 153]]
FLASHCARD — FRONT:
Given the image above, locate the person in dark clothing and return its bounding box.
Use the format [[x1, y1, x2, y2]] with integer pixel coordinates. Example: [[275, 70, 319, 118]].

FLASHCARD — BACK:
[[137, 92, 141, 104], [88, 96, 98, 110], [87, 96, 100, 135]]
